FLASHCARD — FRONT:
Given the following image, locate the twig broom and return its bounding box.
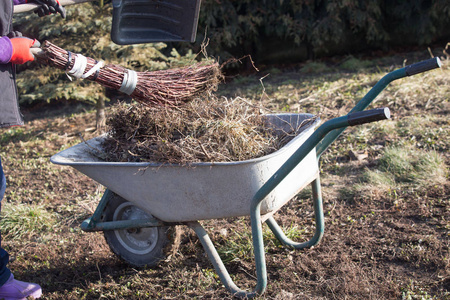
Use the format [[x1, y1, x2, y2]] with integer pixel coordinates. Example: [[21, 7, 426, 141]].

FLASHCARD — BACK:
[[32, 41, 222, 106]]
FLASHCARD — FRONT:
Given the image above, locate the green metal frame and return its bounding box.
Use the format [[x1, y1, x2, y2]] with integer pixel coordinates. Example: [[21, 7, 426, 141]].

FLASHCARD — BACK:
[[189, 176, 325, 298]]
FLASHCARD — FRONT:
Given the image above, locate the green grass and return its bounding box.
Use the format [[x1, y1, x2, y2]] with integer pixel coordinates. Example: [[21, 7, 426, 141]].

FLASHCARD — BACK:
[[300, 61, 331, 74], [379, 146, 447, 185], [355, 145, 448, 198], [0, 203, 57, 240], [216, 222, 309, 264], [402, 280, 441, 300], [339, 56, 373, 71]]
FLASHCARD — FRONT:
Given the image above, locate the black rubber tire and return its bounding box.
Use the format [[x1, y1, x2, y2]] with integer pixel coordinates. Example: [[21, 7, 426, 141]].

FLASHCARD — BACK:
[[101, 190, 171, 267]]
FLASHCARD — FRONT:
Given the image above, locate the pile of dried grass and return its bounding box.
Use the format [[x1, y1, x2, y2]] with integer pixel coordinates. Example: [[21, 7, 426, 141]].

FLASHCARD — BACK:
[[102, 97, 297, 164]]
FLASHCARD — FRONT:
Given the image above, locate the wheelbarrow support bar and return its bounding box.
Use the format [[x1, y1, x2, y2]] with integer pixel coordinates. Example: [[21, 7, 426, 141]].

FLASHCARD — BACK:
[[80, 189, 166, 232]]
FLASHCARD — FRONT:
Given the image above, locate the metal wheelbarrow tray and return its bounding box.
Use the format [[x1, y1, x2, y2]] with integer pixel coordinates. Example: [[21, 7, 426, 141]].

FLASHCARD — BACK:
[[51, 58, 441, 298], [51, 113, 320, 222]]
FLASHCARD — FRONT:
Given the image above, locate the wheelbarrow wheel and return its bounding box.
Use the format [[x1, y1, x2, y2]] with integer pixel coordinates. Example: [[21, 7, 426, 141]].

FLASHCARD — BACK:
[[101, 191, 171, 267]]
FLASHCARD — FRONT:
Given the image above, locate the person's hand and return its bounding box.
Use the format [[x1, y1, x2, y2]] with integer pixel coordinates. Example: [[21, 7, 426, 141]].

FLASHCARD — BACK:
[[7, 31, 23, 38], [10, 37, 41, 65], [27, 0, 66, 18]]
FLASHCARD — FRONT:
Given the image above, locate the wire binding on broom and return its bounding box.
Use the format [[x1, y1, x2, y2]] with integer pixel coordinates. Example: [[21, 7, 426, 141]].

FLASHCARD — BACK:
[[35, 41, 223, 106]]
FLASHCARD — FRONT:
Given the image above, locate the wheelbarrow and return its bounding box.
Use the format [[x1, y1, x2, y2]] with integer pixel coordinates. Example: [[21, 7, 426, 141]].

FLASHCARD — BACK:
[[50, 57, 441, 298]]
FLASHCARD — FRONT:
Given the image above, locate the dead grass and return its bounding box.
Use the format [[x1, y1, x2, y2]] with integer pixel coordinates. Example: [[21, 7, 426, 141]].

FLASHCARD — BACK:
[[102, 96, 314, 164]]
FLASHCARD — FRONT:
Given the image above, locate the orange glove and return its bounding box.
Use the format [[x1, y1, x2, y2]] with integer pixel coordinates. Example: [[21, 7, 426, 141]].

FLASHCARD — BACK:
[[10, 37, 38, 65]]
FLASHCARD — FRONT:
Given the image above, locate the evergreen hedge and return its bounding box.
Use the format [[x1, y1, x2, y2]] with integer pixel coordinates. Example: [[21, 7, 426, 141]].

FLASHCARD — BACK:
[[196, 0, 450, 63]]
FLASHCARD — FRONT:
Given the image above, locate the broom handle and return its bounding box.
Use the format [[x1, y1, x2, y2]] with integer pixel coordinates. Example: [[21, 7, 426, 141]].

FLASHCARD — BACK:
[[14, 0, 94, 14]]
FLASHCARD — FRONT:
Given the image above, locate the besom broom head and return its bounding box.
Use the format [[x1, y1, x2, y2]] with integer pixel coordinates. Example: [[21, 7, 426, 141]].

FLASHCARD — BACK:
[[36, 41, 223, 106]]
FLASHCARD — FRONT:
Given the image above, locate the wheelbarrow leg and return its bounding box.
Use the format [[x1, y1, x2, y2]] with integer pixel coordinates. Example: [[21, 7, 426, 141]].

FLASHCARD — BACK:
[[81, 188, 114, 231], [188, 221, 259, 298], [266, 176, 324, 249]]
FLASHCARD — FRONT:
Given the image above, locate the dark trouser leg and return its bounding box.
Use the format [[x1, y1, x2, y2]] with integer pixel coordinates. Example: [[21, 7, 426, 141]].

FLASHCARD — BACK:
[[0, 157, 11, 286]]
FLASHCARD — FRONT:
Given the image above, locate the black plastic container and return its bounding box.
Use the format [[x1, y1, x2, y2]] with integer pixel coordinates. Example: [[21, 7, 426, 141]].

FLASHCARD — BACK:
[[111, 0, 201, 45]]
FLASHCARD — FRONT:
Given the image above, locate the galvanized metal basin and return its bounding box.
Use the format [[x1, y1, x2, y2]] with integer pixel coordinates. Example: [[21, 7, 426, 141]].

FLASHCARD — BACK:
[[51, 113, 320, 222]]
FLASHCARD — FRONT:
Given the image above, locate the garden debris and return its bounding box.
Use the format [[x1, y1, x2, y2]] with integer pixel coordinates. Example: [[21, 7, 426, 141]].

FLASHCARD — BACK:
[[101, 97, 310, 164]]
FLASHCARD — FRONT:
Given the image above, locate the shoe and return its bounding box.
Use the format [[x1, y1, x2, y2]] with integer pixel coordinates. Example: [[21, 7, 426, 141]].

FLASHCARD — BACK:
[[0, 274, 42, 300]]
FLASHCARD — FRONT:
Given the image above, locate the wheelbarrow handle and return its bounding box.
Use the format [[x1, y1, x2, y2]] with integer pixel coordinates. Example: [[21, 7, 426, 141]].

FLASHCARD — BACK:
[[253, 108, 391, 207], [405, 57, 442, 76], [347, 107, 390, 126], [316, 57, 442, 156]]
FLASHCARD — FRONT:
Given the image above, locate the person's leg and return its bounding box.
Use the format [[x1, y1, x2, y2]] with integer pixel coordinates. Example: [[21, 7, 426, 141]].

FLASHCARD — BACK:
[[0, 157, 42, 299], [0, 156, 5, 199], [0, 157, 12, 286]]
